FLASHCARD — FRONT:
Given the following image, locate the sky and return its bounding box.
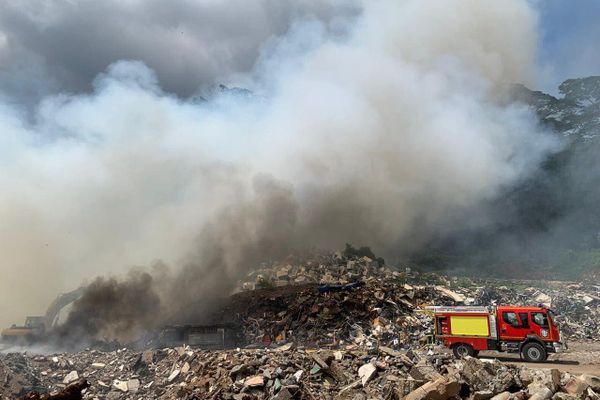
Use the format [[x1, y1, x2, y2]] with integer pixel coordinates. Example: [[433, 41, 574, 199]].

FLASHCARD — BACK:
[[0, 0, 596, 106], [536, 0, 600, 94]]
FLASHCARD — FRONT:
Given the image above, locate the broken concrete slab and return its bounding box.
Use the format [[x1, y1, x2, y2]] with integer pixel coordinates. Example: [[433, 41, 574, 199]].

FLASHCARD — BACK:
[[552, 393, 581, 400], [461, 357, 515, 394], [358, 362, 377, 386], [527, 368, 561, 394], [167, 369, 180, 383], [489, 392, 511, 400], [563, 376, 589, 397], [529, 387, 553, 400], [127, 378, 140, 392], [62, 370, 78, 385], [435, 286, 466, 303], [404, 377, 460, 400], [244, 375, 265, 387], [112, 379, 128, 392], [580, 374, 600, 392]]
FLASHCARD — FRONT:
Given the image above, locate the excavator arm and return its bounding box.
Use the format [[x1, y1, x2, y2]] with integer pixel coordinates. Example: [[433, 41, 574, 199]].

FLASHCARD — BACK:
[[44, 287, 85, 328]]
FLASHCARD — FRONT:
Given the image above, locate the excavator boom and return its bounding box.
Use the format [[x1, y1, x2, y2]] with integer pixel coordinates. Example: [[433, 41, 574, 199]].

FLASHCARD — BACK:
[[1, 287, 84, 343]]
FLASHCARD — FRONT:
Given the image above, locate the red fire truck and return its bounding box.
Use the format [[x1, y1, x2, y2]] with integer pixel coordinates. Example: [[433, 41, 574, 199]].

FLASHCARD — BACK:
[[427, 306, 567, 362]]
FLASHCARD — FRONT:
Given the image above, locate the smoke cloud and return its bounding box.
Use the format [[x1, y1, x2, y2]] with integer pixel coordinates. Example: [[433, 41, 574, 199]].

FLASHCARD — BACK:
[[0, 0, 359, 108], [0, 0, 560, 337]]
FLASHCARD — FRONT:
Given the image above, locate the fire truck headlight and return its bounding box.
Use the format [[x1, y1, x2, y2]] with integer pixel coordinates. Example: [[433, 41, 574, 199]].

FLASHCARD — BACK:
[[541, 329, 548, 337]]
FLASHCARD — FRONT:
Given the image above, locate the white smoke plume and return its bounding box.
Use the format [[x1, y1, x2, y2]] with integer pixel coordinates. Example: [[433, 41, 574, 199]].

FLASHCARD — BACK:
[[0, 0, 559, 332]]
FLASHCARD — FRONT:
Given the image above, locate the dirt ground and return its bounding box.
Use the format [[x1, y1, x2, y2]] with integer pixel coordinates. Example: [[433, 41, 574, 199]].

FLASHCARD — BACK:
[[477, 340, 600, 375]]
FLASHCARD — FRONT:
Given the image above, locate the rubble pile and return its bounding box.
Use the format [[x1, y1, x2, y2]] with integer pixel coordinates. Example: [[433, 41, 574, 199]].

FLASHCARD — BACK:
[[237, 252, 394, 291], [232, 252, 600, 343], [2, 347, 599, 400], [225, 279, 600, 351], [226, 279, 445, 348], [222, 252, 480, 348], [2, 250, 600, 399], [467, 284, 600, 341]]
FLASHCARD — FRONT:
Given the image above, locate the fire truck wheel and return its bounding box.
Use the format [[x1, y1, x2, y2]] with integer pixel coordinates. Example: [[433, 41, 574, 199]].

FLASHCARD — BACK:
[[452, 343, 474, 358], [521, 342, 547, 362]]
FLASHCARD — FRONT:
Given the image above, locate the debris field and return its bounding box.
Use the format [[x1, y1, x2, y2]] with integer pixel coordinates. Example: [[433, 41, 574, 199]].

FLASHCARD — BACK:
[[3, 344, 600, 399], [1, 252, 599, 399]]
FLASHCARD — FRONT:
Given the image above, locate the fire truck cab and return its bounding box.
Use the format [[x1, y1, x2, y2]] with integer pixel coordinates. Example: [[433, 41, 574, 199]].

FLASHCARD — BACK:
[[429, 305, 566, 362]]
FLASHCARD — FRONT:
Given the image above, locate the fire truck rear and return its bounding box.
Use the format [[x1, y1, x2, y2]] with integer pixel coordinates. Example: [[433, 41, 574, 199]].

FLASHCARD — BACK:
[[428, 305, 567, 362]]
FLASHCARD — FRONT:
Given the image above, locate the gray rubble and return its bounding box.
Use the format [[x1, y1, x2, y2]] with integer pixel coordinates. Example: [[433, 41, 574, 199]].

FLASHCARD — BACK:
[[1, 250, 599, 399], [1, 348, 599, 399], [227, 252, 600, 346]]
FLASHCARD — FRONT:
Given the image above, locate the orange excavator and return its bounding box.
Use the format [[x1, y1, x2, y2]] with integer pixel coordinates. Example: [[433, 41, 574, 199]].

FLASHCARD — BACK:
[[1, 287, 83, 345]]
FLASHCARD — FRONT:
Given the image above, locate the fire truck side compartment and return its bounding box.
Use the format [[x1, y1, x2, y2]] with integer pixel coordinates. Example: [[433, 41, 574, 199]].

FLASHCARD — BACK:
[[448, 315, 489, 336]]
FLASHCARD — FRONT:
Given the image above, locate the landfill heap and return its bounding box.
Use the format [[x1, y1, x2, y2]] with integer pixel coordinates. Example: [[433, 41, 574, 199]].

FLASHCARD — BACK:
[[3, 345, 600, 400], [468, 284, 600, 341], [223, 252, 600, 346], [236, 252, 390, 290], [222, 279, 444, 349], [3, 250, 600, 398]]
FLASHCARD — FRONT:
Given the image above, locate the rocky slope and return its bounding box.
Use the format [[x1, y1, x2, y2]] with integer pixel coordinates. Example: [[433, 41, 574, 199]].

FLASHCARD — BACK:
[[413, 76, 600, 278]]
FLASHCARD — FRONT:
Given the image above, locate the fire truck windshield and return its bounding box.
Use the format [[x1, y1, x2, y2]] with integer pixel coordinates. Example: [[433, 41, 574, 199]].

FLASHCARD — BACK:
[[532, 312, 549, 328]]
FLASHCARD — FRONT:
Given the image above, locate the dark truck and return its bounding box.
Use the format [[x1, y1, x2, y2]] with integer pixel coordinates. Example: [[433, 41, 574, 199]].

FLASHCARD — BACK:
[[157, 324, 241, 349]]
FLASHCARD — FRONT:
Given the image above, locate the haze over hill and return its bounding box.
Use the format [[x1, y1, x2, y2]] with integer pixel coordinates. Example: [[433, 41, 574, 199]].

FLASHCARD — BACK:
[[413, 77, 600, 278]]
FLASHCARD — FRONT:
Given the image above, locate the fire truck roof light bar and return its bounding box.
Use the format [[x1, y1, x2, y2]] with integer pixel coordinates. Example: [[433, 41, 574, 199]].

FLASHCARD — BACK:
[[424, 306, 492, 313]]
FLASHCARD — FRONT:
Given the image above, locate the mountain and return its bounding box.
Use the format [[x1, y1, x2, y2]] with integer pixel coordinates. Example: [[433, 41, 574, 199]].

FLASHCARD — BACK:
[[412, 77, 600, 279], [515, 76, 600, 141]]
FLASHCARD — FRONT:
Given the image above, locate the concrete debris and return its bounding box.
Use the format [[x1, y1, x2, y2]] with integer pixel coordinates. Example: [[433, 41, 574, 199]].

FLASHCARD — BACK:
[[167, 368, 180, 383], [357, 362, 377, 386], [0, 345, 595, 400], [535, 292, 552, 307], [404, 377, 460, 400], [112, 379, 128, 392], [552, 393, 581, 400], [563, 376, 589, 397], [461, 356, 516, 394], [180, 361, 190, 374], [127, 378, 140, 392], [580, 374, 600, 392], [1, 251, 600, 399], [293, 369, 303, 382], [62, 371, 79, 385], [244, 375, 265, 387], [529, 386, 553, 400], [225, 252, 600, 344], [526, 368, 561, 394], [490, 392, 511, 400], [436, 286, 467, 303], [471, 389, 494, 400]]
